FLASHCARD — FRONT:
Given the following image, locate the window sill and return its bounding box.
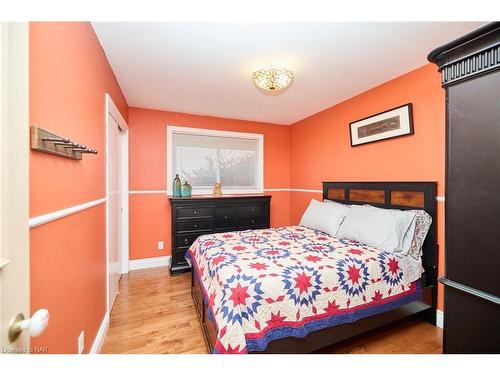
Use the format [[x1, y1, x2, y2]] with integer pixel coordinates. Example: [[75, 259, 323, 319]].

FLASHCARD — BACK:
[[167, 189, 264, 196]]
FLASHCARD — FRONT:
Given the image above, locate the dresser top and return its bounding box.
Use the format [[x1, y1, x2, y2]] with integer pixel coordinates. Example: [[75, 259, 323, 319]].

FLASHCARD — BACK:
[[169, 194, 271, 202]]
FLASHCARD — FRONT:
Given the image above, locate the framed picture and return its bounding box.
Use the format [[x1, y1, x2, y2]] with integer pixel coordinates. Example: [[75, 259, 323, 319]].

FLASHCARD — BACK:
[[349, 103, 414, 147]]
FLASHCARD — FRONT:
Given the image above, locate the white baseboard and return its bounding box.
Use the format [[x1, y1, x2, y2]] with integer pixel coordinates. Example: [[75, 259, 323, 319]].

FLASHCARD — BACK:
[[436, 309, 444, 329], [129, 255, 172, 271], [89, 312, 109, 354]]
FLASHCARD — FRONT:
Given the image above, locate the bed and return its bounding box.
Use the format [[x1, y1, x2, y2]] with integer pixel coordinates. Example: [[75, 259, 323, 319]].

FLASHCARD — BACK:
[[186, 182, 437, 354]]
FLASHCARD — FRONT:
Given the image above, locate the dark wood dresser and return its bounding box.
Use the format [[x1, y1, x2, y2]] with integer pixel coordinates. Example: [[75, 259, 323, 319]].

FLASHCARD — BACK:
[[428, 22, 500, 353], [169, 195, 271, 275]]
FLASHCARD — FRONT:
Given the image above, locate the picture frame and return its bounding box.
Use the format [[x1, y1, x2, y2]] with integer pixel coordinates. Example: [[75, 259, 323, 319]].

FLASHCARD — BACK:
[[349, 103, 414, 147]]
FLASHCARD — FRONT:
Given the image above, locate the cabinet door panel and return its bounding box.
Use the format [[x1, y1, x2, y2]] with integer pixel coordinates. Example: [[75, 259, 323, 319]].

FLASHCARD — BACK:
[[446, 74, 500, 296], [444, 287, 500, 353], [215, 206, 237, 229]]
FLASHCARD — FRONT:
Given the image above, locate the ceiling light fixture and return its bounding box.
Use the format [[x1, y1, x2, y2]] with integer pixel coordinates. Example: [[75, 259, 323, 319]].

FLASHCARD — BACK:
[[252, 67, 294, 92]]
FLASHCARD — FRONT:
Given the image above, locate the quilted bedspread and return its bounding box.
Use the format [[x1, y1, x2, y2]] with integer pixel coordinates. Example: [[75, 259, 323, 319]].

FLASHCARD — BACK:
[[186, 226, 422, 353]]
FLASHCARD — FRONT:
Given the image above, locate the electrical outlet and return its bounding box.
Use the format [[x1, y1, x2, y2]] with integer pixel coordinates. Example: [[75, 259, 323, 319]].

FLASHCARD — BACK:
[[78, 331, 85, 354], [157, 241, 164, 250]]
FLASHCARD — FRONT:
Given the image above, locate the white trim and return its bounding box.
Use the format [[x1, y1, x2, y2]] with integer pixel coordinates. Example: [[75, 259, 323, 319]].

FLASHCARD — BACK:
[[106, 94, 128, 132], [105, 93, 129, 316], [28, 198, 107, 228], [128, 188, 319, 194], [436, 309, 444, 329], [105, 95, 110, 314], [166, 125, 264, 195], [0, 22, 30, 351], [289, 188, 322, 193], [129, 255, 172, 271], [89, 312, 109, 354], [128, 188, 442, 199], [130, 190, 168, 195], [121, 131, 129, 274]]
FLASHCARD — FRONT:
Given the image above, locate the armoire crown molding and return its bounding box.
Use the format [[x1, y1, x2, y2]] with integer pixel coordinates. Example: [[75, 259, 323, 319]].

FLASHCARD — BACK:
[[439, 43, 500, 86], [428, 22, 500, 87]]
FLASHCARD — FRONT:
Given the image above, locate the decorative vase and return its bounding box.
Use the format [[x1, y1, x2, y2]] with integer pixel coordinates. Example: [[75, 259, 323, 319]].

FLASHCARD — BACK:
[[172, 174, 181, 197], [181, 181, 192, 197]]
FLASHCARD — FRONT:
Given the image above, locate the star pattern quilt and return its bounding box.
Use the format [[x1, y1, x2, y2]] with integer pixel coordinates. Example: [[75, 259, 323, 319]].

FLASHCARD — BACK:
[[186, 225, 423, 354]]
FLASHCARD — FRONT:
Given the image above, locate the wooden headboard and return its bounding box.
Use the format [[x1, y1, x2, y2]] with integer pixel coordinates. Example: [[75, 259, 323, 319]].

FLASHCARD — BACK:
[[322, 181, 438, 288]]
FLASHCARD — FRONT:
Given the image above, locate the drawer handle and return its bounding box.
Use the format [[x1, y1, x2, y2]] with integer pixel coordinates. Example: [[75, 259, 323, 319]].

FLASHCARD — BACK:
[[224, 216, 228, 219], [193, 224, 197, 228], [251, 220, 255, 224], [251, 208, 255, 212], [184, 238, 189, 245], [193, 211, 197, 215]]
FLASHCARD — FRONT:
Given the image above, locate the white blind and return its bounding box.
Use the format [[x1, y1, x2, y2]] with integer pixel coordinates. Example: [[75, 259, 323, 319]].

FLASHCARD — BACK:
[[172, 132, 259, 190]]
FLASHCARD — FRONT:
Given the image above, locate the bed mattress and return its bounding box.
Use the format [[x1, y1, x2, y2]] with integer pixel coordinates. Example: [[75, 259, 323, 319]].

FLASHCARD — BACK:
[[186, 225, 423, 353]]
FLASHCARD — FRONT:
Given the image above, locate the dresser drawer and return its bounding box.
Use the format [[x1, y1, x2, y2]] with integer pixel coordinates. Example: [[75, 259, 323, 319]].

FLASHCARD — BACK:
[[239, 215, 267, 228], [238, 204, 267, 216], [215, 206, 237, 229], [177, 233, 202, 248], [177, 206, 212, 218], [177, 219, 213, 232]]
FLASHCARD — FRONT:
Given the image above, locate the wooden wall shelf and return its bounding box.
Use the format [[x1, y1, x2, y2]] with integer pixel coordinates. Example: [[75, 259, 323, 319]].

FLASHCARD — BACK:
[[30, 126, 98, 160]]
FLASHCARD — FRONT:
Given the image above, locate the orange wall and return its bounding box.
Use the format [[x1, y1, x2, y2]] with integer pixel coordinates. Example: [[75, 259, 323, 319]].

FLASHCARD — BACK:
[[29, 22, 446, 355], [128, 107, 290, 260], [29, 22, 128, 353], [289, 64, 446, 310]]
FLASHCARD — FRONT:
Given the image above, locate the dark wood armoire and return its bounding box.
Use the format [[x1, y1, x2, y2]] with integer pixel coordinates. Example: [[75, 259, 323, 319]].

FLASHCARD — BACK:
[[428, 23, 500, 354]]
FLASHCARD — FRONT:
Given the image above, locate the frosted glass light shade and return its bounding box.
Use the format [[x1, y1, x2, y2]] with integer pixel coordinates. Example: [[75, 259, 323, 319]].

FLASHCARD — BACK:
[[252, 68, 294, 91]]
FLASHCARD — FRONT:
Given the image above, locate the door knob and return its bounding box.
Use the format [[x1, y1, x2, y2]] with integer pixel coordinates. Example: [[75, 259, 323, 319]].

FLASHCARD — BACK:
[[8, 309, 49, 342]]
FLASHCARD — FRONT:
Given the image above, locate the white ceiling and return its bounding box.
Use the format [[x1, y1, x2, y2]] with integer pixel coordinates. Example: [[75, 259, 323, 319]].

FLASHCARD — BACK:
[[92, 22, 484, 125]]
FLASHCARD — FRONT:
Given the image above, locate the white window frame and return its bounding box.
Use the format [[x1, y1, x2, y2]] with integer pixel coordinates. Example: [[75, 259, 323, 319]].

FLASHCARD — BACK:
[[167, 125, 264, 195]]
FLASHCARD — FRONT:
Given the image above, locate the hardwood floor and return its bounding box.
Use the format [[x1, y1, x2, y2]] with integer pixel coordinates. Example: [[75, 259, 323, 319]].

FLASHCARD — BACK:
[[101, 266, 442, 354], [101, 267, 207, 354], [316, 318, 442, 354]]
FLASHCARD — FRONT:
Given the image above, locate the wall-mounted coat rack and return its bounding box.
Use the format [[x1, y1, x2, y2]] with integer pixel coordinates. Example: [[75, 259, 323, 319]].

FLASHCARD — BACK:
[[30, 126, 98, 160]]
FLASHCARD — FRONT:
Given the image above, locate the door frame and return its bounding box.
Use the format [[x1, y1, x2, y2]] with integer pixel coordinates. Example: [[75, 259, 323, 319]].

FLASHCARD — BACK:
[[0, 22, 30, 350], [105, 93, 129, 314]]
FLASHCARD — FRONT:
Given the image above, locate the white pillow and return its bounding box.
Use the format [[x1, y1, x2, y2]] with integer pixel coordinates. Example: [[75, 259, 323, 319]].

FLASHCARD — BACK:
[[299, 199, 349, 235], [324, 199, 350, 208], [338, 204, 416, 253]]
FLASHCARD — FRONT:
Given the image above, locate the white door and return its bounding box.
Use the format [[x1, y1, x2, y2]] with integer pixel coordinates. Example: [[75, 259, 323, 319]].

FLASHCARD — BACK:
[[0, 22, 30, 351], [106, 96, 128, 312]]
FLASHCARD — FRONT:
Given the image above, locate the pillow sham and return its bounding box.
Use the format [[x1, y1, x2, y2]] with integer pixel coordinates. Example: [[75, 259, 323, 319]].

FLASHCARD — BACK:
[[299, 199, 349, 235], [398, 210, 432, 260], [337, 204, 416, 253]]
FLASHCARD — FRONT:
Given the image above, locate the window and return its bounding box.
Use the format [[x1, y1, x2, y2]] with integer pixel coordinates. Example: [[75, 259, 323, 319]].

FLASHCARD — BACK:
[[167, 126, 263, 195]]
